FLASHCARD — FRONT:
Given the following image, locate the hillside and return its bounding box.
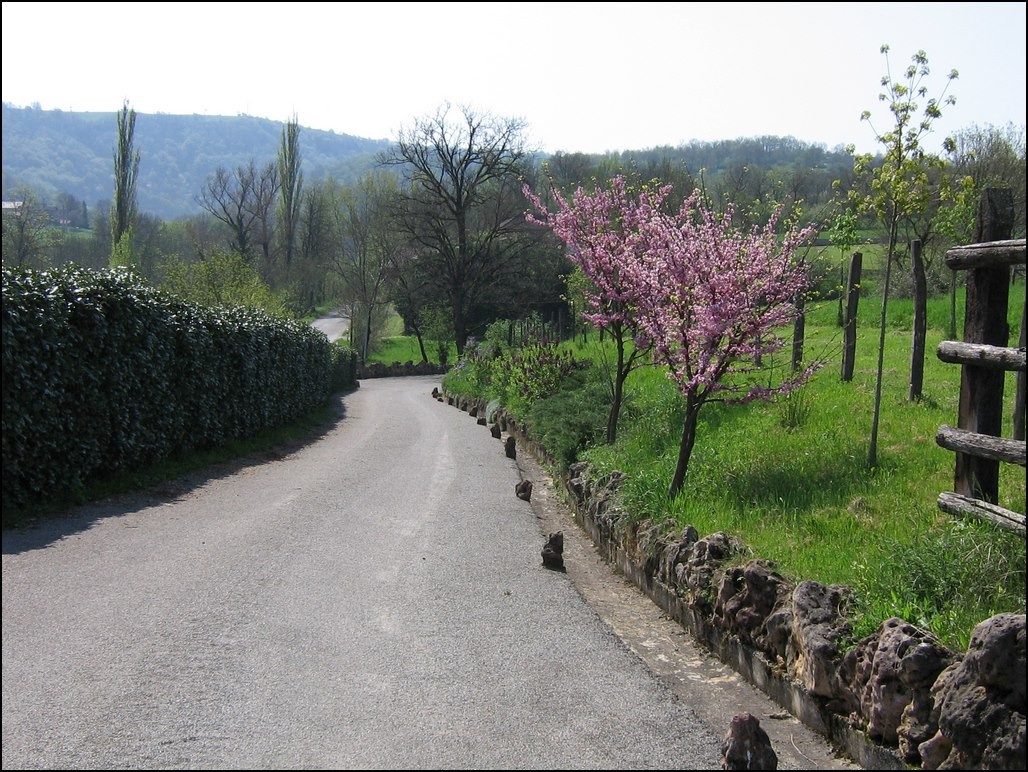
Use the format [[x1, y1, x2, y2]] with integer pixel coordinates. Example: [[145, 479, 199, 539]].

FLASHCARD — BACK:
[[1, 104, 393, 220], [3, 105, 864, 225]]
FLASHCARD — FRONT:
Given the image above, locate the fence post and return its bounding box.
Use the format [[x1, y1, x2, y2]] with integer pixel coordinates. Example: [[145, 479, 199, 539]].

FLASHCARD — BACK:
[[1015, 303, 1026, 441], [909, 239, 927, 401], [841, 252, 862, 382], [955, 189, 1014, 502]]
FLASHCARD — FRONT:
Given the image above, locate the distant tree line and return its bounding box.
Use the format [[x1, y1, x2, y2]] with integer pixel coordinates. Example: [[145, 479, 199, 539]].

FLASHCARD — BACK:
[[2, 96, 1024, 365]]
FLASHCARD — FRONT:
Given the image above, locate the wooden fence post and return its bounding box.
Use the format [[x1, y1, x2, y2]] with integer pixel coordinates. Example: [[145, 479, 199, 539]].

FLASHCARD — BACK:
[[955, 189, 1014, 502], [841, 252, 862, 382], [909, 239, 927, 401], [1015, 303, 1026, 441]]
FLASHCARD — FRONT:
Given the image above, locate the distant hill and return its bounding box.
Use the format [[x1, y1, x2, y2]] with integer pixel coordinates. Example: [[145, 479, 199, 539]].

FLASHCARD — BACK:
[[2, 104, 859, 224], [1, 104, 394, 220]]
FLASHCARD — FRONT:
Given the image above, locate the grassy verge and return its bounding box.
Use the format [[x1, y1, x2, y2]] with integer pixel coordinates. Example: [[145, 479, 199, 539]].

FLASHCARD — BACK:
[[367, 334, 456, 367], [447, 290, 1026, 650]]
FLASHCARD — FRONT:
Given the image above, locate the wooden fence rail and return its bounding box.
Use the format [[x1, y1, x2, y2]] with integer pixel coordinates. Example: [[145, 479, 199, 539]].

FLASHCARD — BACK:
[[934, 189, 1026, 537]]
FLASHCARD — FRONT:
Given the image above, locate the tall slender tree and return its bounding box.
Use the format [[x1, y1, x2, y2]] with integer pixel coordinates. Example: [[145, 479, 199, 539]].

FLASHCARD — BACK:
[[110, 101, 140, 267], [277, 116, 303, 268], [849, 46, 957, 465]]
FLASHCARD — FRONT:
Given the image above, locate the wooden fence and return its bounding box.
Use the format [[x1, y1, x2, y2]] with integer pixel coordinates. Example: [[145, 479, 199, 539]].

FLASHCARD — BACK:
[[935, 189, 1026, 537]]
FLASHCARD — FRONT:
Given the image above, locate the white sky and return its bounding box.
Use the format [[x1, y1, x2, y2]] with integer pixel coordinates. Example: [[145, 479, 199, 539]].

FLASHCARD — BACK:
[[2, 2, 1025, 156]]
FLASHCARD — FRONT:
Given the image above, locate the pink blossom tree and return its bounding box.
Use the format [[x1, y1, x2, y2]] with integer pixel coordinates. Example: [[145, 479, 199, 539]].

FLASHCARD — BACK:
[[634, 193, 821, 497], [523, 176, 669, 444]]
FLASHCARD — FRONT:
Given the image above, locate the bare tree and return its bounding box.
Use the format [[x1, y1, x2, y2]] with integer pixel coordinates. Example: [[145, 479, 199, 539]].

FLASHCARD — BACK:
[[198, 165, 257, 257], [949, 122, 1027, 238], [327, 172, 400, 362], [248, 161, 280, 270], [380, 103, 532, 354], [197, 160, 277, 263], [1, 189, 54, 267]]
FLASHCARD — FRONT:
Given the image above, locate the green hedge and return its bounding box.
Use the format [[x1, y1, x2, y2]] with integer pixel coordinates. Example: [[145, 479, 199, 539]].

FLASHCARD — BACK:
[[2, 264, 358, 512]]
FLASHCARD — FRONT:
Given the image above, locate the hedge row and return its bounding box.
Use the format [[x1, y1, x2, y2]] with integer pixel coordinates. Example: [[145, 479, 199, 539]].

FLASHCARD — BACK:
[[2, 264, 358, 512]]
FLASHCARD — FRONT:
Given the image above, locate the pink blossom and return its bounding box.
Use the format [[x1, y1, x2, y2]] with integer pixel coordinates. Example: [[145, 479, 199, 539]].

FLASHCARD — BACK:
[[524, 175, 822, 496]]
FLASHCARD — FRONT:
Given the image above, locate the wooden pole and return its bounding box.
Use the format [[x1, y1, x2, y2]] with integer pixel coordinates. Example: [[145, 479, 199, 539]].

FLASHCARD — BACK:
[[954, 189, 1013, 502], [1015, 303, 1026, 441], [841, 252, 862, 382], [909, 239, 927, 401]]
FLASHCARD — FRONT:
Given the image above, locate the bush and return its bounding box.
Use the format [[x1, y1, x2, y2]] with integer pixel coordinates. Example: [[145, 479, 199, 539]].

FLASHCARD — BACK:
[[2, 263, 340, 516], [330, 341, 360, 392], [490, 338, 579, 416], [527, 363, 610, 472], [441, 337, 497, 397]]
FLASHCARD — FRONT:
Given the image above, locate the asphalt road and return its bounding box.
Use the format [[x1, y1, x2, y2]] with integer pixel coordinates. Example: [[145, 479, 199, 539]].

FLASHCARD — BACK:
[[311, 311, 349, 343], [2, 376, 744, 770]]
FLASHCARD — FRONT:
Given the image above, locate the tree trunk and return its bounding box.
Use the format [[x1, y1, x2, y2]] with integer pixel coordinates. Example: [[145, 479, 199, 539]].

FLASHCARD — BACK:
[[453, 302, 468, 357], [837, 256, 845, 327], [363, 305, 374, 365], [869, 217, 898, 469], [841, 252, 862, 382], [606, 332, 627, 445], [955, 188, 1014, 502], [909, 239, 927, 401], [409, 319, 429, 364], [668, 396, 702, 498], [791, 296, 805, 372], [1014, 303, 1026, 441]]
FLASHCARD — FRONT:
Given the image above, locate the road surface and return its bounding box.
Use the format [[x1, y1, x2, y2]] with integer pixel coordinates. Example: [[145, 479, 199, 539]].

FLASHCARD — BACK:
[[312, 310, 349, 343], [3, 376, 856, 769]]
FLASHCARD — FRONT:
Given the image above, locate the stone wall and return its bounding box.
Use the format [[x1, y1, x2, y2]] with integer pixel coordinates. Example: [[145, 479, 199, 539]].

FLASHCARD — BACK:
[[439, 390, 1027, 771]]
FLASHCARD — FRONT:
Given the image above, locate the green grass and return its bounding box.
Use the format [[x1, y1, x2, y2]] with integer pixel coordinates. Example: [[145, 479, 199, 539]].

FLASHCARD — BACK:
[[368, 335, 456, 367], [484, 289, 1026, 651]]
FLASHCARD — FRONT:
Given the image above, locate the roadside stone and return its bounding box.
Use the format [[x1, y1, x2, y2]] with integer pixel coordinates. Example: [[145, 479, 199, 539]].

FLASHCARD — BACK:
[[918, 612, 1025, 770], [714, 560, 791, 650], [842, 617, 955, 748], [721, 712, 778, 770], [789, 581, 854, 705], [541, 531, 565, 572]]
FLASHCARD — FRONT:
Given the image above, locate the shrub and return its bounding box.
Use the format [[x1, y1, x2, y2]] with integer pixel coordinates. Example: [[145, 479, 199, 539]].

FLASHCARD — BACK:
[[491, 338, 579, 416], [441, 336, 497, 397], [2, 263, 339, 516], [527, 363, 610, 472]]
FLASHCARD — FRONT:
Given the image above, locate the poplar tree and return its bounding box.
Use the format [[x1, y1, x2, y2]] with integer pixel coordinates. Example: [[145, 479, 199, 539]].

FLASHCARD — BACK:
[[110, 101, 140, 268], [278, 116, 303, 267]]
